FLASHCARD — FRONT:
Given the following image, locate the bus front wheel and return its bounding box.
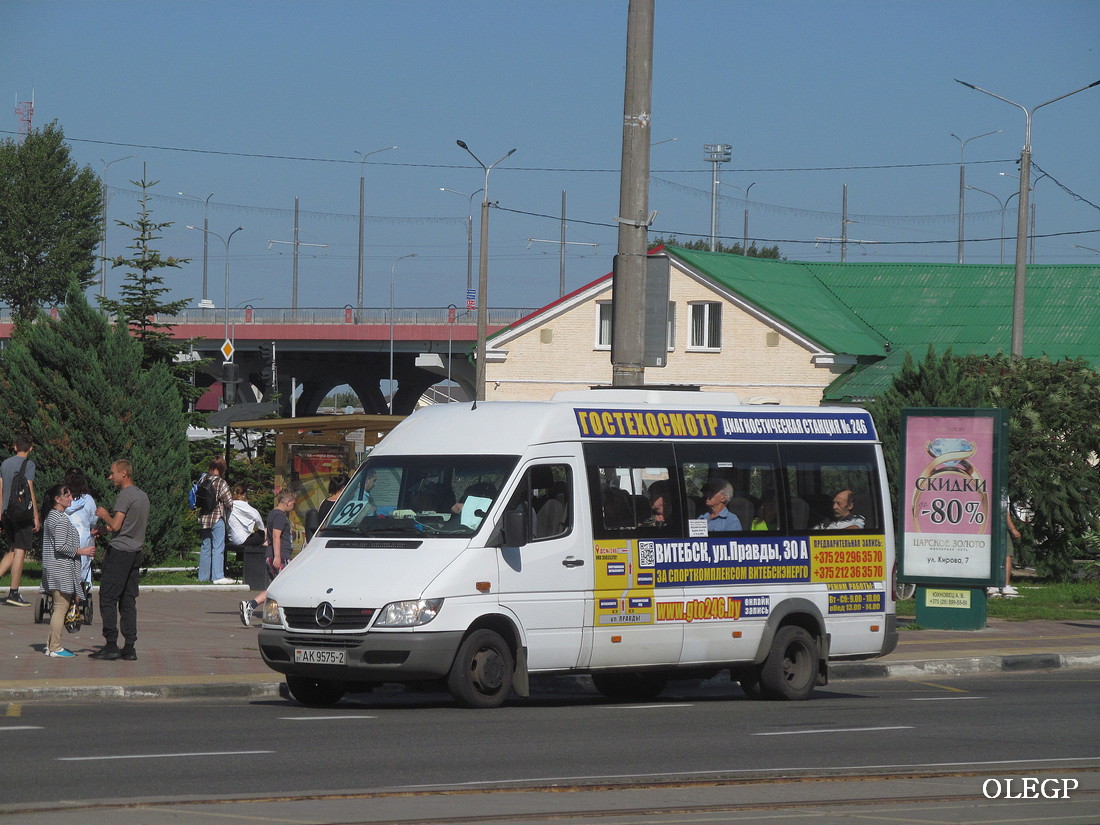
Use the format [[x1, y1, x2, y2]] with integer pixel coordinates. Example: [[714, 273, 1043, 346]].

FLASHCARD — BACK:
[[759, 626, 818, 701], [447, 629, 515, 708]]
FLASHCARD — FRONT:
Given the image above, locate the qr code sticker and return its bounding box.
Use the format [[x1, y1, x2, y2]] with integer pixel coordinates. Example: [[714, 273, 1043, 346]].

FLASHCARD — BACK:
[[637, 541, 655, 568]]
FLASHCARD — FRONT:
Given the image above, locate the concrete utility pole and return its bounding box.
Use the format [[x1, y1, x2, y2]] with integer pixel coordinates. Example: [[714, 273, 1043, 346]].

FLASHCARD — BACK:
[[526, 192, 599, 298], [704, 144, 731, 251], [956, 77, 1100, 358], [612, 0, 654, 388]]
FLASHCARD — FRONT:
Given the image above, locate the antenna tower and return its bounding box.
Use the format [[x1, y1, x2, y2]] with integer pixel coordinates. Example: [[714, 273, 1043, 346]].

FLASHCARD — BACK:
[[15, 91, 34, 142]]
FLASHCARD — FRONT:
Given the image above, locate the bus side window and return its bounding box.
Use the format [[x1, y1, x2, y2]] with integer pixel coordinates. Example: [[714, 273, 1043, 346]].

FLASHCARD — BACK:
[[502, 464, 573, 543], [675, 444, 781, 534], [779, 444, 881, 532]]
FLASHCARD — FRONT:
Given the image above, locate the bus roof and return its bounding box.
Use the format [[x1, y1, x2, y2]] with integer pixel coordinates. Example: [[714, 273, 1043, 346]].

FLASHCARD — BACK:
[[373, 390, 878, 457]]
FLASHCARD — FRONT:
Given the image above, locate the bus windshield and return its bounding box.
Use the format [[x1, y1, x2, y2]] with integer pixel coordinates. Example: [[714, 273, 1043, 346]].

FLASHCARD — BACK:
[[317, 455, 519, 539]]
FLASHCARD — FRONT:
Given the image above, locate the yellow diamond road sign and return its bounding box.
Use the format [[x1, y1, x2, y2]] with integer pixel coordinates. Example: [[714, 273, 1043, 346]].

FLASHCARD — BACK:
[[221, 339, 234, 361]]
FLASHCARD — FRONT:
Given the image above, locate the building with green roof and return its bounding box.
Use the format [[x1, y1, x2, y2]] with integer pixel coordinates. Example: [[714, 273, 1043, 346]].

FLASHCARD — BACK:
[[484, 246, 1100, 406]]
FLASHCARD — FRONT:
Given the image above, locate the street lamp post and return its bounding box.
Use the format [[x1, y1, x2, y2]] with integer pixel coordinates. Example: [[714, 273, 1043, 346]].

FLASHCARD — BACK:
[[178, 191, 214, 305], [100, 155, 135, 297], [455, 140, 516, 402], [354, 146, 397, 320], [187, 224, 243, 407], [721, 182, 756, 253], [956, 77, 1100, 357], [1000, 171, 1049, 265], [388, 253, 417, 414], [965, 185, 1017, 265], [440, 187, 483, 293], [950, 130, 1002, 263]]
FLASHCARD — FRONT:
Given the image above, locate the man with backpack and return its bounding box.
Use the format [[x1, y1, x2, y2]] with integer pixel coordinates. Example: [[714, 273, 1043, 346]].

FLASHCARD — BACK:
[[0, 434, 40, 606]]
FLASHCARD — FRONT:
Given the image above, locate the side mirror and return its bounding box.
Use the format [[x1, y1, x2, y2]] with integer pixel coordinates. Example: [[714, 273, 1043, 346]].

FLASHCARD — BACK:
[[500, 509, 528, 548]]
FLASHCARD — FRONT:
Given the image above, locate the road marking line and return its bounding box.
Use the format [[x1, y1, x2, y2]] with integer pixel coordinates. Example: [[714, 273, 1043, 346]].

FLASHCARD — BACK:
[[753, 726, 913, 736], [909, 696, 986, 701], [58, 750, 273, 761], [913, 680, 969, 693], [279, 715, 377, 720], [605, 704, 694, 710], [0, 726, 42, 732]]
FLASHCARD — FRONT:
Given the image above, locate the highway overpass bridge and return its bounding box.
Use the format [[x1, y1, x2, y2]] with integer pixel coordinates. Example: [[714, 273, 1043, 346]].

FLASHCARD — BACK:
[[0, 306, 534, 416]]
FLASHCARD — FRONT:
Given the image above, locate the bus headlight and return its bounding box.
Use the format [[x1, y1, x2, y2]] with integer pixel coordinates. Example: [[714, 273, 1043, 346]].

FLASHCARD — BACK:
[[262, 599, 281, 625], [374, 598, 443, 627]]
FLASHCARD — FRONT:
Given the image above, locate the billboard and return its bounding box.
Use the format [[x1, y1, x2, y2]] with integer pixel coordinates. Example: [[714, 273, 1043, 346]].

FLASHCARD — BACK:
[[898, 408, 1007, 587]]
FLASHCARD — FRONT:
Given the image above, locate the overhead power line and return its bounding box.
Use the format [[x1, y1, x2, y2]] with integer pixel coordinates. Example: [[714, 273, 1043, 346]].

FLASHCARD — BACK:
[[0, 129, 1013, 174]]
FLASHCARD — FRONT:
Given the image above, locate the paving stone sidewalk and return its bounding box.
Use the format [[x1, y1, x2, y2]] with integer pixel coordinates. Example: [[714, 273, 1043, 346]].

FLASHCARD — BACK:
[[1, 588, 1097, 701]]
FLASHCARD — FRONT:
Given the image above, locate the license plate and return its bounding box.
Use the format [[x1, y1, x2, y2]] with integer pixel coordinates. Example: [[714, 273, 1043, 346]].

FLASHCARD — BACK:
[[294, 648, 346, 665]]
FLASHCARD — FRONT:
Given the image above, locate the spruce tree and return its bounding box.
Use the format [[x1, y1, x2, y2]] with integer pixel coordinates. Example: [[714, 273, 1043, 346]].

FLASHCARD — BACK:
[[0, 289, 189, 563], [97, 169, 205, 419]]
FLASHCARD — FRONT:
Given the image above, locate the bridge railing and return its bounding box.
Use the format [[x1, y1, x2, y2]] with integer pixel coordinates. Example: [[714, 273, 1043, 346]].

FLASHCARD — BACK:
[[2, 306, 537, 326]]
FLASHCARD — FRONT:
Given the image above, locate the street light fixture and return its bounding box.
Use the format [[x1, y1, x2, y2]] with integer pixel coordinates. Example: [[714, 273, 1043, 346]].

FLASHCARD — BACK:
[[388, 253, 417, 414], [965, 185, 1016, 265], [178, 191, 214, 305], [956, 77, 1100, 357], [354, 146, 397, 319], [999, 170, 1049, 264], [100, 155, 135, 297], [721, 181, 757, 254], [455, 140, 516, 402], [440, 187, 483, 293], [949, 130, 1001, 263], [187, 225, 243, 356]]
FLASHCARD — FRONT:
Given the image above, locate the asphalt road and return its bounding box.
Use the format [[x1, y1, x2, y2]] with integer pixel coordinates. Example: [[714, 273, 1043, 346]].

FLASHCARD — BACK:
[[2, 668, 1098, 824]]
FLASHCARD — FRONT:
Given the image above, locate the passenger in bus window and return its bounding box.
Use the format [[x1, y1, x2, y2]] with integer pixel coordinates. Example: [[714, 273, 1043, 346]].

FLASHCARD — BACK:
[[752, 495, 778, 531], [698, 478, 742, 531], [644, 480, 672, 528], [814, 489, 865, 530]]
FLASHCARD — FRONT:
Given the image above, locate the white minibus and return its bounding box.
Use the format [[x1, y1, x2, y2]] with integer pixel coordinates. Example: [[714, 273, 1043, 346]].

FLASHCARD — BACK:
[[258, 389, 898, 707]]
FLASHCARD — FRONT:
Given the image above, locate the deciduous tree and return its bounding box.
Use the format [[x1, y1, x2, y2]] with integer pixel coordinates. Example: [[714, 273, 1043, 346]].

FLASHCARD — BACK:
[[870, 348, 1100, 580], [0, 122, 101, 323]]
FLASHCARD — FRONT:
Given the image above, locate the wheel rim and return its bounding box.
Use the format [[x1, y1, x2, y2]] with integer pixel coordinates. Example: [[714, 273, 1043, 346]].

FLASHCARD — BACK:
[[782, 641, 811, 687], [469, 646, 505, 693]]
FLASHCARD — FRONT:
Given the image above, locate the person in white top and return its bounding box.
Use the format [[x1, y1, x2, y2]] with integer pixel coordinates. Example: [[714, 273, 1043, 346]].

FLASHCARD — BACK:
[[63, 468, 97, 584], [227, 485, 266, 548]]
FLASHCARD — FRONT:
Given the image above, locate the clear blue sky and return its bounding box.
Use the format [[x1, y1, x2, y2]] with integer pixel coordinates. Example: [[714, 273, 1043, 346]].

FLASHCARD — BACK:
[[2, 0, 1098, 314]]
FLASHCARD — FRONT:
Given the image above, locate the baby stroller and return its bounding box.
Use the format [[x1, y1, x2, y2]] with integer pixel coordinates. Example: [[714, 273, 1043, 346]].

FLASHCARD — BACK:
[[34, 582, 94, 632]]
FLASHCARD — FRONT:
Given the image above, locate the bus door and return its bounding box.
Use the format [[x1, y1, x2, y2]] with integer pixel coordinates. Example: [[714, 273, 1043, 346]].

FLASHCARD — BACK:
[[497, 459, 587, 671], [582, 442, 684, 668]]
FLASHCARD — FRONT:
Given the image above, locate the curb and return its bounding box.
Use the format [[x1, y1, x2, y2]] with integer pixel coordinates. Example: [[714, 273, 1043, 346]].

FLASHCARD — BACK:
[[3, 652, 1096, 703]]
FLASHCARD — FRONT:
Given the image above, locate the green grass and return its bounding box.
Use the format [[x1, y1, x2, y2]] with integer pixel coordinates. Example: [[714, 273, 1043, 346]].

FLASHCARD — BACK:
[[897, 581, 1100, 623], [12, 554, 243, 588]]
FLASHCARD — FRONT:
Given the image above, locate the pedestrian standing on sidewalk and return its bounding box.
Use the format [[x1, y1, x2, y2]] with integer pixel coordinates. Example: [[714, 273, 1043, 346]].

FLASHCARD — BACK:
[[41, 484, 96, 659], [0, 434, 41, 607], [63, 468, 97, 585], [90, 460, 149, 661], [239, 488, 296, 627], [197, 458, 235, 585]]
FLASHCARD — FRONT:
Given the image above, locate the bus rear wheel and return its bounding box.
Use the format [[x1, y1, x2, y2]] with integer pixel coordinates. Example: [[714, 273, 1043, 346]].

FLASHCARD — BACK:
[[759, 626, 818, 701]]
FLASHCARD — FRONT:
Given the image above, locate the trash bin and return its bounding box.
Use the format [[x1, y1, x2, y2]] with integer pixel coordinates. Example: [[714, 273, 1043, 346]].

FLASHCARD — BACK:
[[242, 544, 268, 590]]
